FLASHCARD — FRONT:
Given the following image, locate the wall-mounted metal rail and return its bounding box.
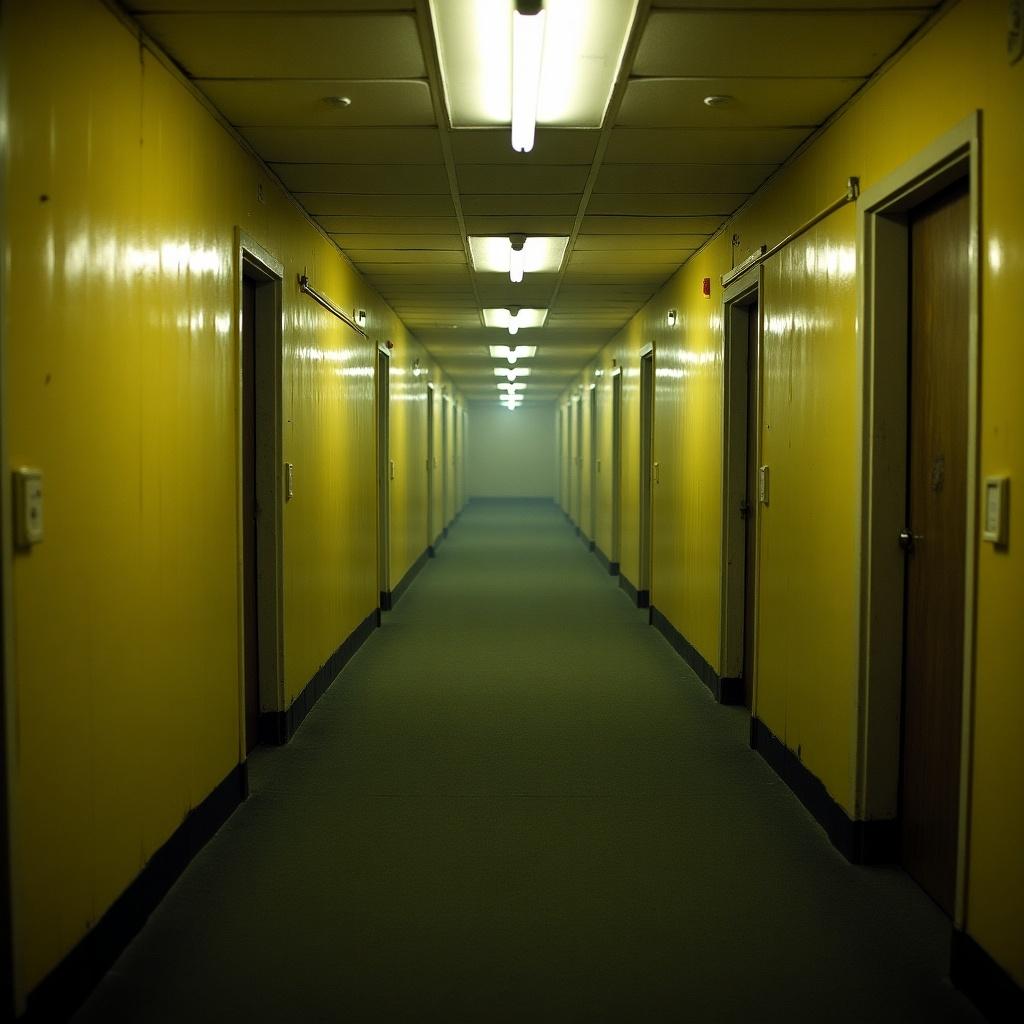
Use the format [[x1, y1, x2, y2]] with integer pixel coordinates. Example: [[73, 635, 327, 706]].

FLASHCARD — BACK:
[[722, 177, 860, 288], [297, 274, 366, 337]]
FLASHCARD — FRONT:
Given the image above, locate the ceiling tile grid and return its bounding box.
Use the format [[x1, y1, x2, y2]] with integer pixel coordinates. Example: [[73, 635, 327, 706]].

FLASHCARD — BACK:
[[132, 0, 939, 402]]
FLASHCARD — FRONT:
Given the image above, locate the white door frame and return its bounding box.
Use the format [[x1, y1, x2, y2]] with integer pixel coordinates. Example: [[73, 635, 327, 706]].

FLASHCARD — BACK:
[[854, 113, 980, 927], [235, 229, 285, 752]]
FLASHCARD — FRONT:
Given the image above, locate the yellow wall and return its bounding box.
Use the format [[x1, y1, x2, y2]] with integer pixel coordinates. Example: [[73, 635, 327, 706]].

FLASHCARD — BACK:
[[3, 0, 464, 999], [559, 0, 1023, 986]]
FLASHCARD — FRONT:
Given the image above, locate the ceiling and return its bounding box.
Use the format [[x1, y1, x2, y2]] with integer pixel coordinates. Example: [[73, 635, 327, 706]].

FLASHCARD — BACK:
[[125, 0, 939, 404]]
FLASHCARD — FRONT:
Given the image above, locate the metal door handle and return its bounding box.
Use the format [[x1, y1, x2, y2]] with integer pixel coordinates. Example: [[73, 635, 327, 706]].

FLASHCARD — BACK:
[[898, 528, 923, 553]]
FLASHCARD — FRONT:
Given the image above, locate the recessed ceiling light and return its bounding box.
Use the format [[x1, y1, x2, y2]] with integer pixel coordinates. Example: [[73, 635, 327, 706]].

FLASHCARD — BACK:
[[324, 95, 352, 107], [703, 95, 733, 107], [469, 235, 569, 280], [482, 308, 547, 333], [488, 344, 537, 365]]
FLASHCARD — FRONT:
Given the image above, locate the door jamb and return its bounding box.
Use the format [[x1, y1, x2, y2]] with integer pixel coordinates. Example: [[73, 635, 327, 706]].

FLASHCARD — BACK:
[[719, 265, 763, 699], [377, 344, 392, 603], [855, 113, 980, 927], [638, 345, 655, 597], [234, 229, 284, 757]]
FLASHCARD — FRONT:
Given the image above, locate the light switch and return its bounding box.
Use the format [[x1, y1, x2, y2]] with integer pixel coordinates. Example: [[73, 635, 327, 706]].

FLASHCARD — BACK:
[[982, 476, 1008, 545], [759, 465, 770, 506], [13, 468, 44, 547]]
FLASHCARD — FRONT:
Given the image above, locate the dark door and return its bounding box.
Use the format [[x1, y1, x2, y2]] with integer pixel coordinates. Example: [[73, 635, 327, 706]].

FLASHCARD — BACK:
[[638, 351, 653, 601], [741, 302, 759, 710], [900, 179, 970, 915], [241, 276, 260, 753], [611, 373, 622, 565]]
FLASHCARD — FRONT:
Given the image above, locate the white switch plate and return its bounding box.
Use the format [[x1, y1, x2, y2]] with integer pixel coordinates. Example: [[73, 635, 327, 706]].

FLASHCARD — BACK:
[[13, 468, 44, 547], [982, 475, 1008, 545], [759, 465, 770, 506]]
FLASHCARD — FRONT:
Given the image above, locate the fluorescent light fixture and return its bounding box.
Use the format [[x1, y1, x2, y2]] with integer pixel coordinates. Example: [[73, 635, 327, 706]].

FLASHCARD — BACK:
[[667, 309, 678, 327], [493, 367, 531, 381], [482, 308, 547, 333], [503, 398, 523, 411], [430, 0, 639, 132], [512, 1, 545, 152], [509, 234, 525, 282], [488, 345, 537, 365], [468, 235, 569, 279], [497, 382, 527, 393]]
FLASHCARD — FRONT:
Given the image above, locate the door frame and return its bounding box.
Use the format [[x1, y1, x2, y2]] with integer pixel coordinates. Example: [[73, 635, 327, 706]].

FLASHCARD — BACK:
[[638, 344, 654, 601], [719, 265, 763, 697], [376, 344, 392, 604], [611, 368, 623, 568], [588, 384, 598, 545], [234, 230, 284, 756], [855, 113, 980, 926], [426, 381, 435, 553]]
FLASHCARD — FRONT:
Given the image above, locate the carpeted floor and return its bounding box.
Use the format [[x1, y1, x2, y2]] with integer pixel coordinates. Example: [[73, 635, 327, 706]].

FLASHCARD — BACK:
[[73, 500, 983, 1022]]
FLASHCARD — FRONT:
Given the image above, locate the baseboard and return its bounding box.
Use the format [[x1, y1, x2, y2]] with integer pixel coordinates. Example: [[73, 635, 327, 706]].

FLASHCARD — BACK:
[[750, 717, 898, 865], [951, 929, 1024, 1023], [382, 547, 430, 612], [23, 762, 247, 1022], [259, 609, 378, 745], [593, 545, 619, 576], [650, 605, 744, 705], [618, 574, 648, 608]]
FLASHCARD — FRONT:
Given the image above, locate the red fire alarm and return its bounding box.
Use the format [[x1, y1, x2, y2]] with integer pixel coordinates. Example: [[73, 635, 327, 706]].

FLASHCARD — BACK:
[[702, 277, 711, 297]]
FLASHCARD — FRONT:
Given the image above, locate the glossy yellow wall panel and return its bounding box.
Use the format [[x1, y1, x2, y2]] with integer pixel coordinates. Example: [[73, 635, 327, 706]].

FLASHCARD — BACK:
[[3, 0, 465, 997], [560, 0, 1023, 985]]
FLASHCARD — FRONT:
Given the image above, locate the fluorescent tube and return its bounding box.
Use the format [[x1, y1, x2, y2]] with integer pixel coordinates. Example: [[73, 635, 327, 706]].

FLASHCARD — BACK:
[[511, 2, 546, 153]]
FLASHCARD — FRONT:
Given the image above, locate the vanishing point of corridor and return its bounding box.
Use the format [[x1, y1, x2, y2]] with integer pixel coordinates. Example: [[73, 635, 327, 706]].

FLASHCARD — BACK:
[[74, 503, 980, 1023]]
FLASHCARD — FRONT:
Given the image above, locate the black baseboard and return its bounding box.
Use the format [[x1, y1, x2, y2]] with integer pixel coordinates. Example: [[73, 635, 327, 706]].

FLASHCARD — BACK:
[[750, 717, 898, 865], [24, 762, 247, 1022], [593, 545, 619, 576], [618, 574, 648, 608], [381, 547, 430, 612], [259, 609, 378, 745], [650, 605, 744, 705], [951, 928, 1024, 1023]]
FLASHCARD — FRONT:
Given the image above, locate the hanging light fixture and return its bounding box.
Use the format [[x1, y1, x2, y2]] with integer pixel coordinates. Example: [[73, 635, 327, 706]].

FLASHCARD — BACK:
[[506, 305, 521, 335], [508, 233, 527, 283], [511, 0, 546, 153]]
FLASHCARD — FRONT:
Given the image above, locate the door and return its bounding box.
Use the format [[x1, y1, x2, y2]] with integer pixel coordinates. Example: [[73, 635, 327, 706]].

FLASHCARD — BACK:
[[638, 350, 654, 603], [589, 386, 597, 543], [574, 397, 583, 526], [899, 178, 970, 916], [441, 395, 449, 533], [426, 385, 434, 550], [611, 373, 622, 567], [241, 276, 260, 752], [377, 348, 390, 606], [741, 301, 759, 709]]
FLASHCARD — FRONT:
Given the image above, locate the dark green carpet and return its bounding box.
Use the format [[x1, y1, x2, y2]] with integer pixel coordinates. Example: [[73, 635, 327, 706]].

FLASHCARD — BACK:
[[73, 501, 982, 1022]]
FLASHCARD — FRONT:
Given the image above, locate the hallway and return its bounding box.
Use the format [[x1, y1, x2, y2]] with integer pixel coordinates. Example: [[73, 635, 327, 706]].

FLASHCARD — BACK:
[[73, 502, 980, 1023]]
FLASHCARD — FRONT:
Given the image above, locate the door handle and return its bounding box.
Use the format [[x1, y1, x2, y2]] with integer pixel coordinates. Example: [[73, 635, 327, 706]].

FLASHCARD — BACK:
[[898, 528, 923, 553]]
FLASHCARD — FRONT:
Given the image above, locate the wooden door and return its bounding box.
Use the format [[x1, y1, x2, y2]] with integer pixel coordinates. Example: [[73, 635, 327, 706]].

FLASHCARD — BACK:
[[638, 351, 653, 599], [900, 179, 970, 915], [377, 350, 390, 603], [241, 277, 260, 753], [611, 374, 622, 564], [741, 302, 759, 710]]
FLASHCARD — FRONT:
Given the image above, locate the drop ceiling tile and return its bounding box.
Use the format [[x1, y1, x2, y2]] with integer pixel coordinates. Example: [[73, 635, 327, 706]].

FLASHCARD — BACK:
[[635, 10, 928, 78], [594, 163, 774, 194], [197, 80, 435, 128], [586, 194, 745, 216], [605, 127, 812, 165], [272, 163, 450, 194], [361, 266, 470, 281], [460, 195, 581, 216], [331, 233, 463, 250], [314, 216, 461, 233], [130, 1, 413, 9], [580, 215, 723, 234], [457, 165, 591, 195], [137, 13, 425, 78], [562, 270, 680, 285], [348, 251, 467, 265], [450, 129, 600, 164], [574, 234, 708, 251], [463, 215, 575, 236], [568, 250, 689, 266], [617, 78, 864, 128], [297, 194, 455, 216], [241, 127, 442, 164]]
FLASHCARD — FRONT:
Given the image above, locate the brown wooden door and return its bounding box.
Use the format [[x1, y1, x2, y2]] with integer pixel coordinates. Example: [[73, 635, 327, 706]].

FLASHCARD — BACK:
[[900, 179, 970, 915], [242, 276, 260, 753], [741, 302, 759, 710]]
